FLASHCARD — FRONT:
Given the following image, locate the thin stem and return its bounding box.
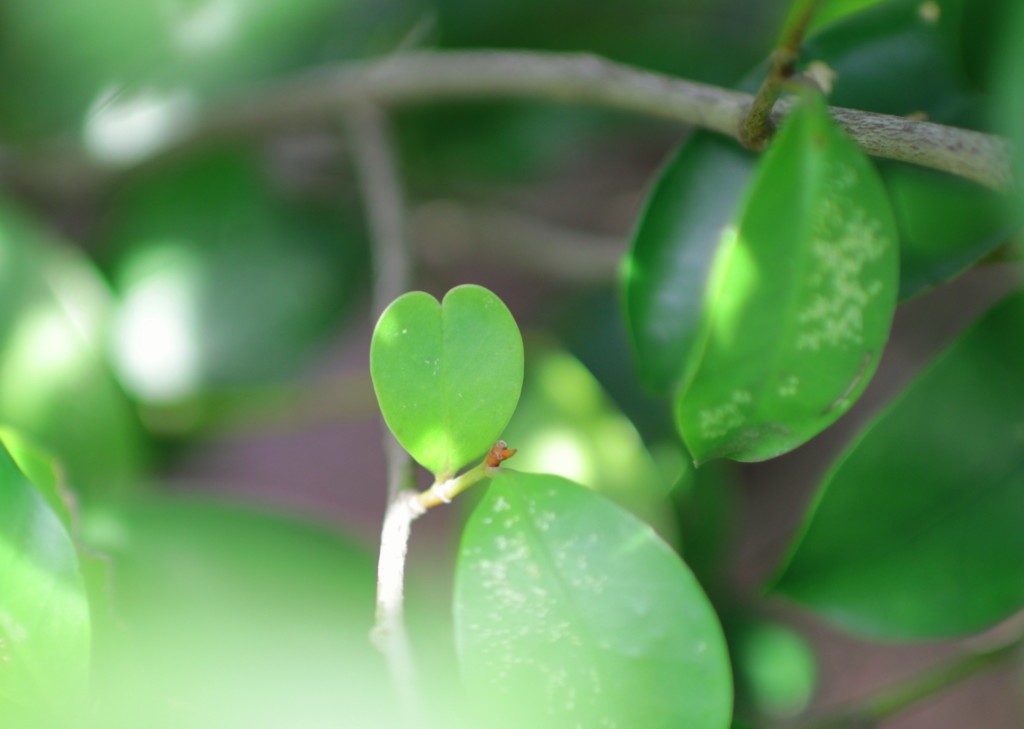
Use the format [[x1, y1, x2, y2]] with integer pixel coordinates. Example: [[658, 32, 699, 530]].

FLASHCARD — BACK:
[[795, 635, 1024, 729], [741, 0, 823, 150], [371, 490, 427, 727], [346, 104, 423, 723], [127, 50, 1009, 190], [416, 462, 490, 509]]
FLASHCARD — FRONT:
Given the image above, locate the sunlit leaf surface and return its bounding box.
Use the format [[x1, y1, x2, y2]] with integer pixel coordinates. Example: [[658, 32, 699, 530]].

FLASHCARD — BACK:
[[455, 470, 732, 729], [677, 93, 898, 463]]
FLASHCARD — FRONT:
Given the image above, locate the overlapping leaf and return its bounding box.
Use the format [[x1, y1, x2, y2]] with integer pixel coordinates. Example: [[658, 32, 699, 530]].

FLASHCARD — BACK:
[[677, 93, 898, 463], [772, 290, 1024, 638], [625, 0, 1009, 404]]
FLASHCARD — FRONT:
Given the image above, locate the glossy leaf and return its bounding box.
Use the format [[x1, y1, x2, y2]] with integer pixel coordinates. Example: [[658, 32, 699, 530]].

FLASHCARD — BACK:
[[455, 470, 732, 729], [0, 441, 90, 723], [371, 285, 523, 479], [800, 0, 1012, 299], [625, 0, 1005, 395], [624, 133, 754, 393], [677, 93, 898, 463], [771, 290, 1024, 638]]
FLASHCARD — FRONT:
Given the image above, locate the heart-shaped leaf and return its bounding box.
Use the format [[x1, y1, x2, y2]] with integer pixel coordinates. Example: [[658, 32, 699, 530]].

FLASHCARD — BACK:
[[770, 289, 1024, 638], [370, 284, 524, 479], [0, 439, 90, 724], [455, 470, 733, 729], [676, 92, 898, 463]]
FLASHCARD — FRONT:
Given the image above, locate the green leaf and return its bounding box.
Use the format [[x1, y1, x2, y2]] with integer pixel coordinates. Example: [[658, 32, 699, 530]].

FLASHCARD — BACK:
[[625, 0, 1005, 392], [455, 470, 732, 729], [82, 497, 386, 727], [0, 441, 90, 722], [996, 0, 1024, 210], [371, 285, 524, 479], [0, 202, 148, 497], [677, 93, 898, 463], [624, 133, 754, 393], [732, 620, 817, 719], [771, 290, 1024, 638]]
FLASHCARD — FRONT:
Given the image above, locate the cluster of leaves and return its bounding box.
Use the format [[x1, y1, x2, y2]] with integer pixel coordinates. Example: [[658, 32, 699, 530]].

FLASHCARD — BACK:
[[2, 0, 1024, 727]]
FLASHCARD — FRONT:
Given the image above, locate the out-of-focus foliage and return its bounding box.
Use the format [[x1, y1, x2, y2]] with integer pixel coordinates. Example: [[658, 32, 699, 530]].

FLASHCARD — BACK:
[[102, 149, 367, 406], [0, 439, 91, 727], [82, 497, 385, 728], [0, 204, 147, 497], [501, 344, 676, 538]]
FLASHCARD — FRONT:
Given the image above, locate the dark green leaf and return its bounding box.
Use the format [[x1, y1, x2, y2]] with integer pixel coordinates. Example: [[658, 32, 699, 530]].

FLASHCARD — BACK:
[[677, 93, 898, 463], [996, 1, 1024, 211], [371, 285, 524, 479], [624, 133, 754, 393], [0, 442, 90, 723], [771, 290, 1024, 638], [455, 470, 732, 729]]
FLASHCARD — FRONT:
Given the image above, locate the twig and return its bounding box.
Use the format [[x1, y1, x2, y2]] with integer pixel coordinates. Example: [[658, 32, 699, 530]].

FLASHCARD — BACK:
[[137, 50, 1009, 190], [412, 200, 623, 283], [371, 490, 427, 726], [740, 0, 822, 150], [346, 104, 413, 323], [345, 104, 422, 724], [794, 633, 1024, 729]]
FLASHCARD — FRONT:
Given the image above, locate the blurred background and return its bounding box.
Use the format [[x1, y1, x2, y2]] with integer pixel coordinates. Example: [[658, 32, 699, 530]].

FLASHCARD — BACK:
[[0, 0, 1021, 726]]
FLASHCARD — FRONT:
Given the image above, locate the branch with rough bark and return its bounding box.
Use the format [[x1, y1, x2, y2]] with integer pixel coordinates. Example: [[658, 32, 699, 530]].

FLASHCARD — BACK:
[[147, 50, 1011, 191]]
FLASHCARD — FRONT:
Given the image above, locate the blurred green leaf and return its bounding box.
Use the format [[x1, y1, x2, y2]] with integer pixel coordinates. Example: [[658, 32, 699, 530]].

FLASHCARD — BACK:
[[671, 459, 737, 596], [809, 0, 889, 31], [103, 149, 366, 404], [82, 497, 386, 728], [677, 93, 898, 463], [772, 289, 1024, 638], [371, 285, 524, 479], [996, 1, 1024, 211], [0, 0, 421, 141], [732, 620, 817, 719], [0, 441, 91, 724], [455, 470, 733, 729], [501, 344, 676, 538], [0, 203, 147, 497]]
